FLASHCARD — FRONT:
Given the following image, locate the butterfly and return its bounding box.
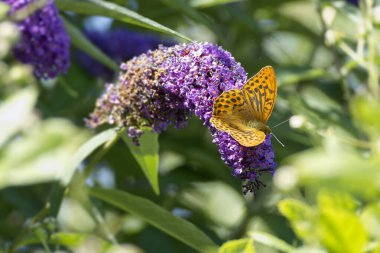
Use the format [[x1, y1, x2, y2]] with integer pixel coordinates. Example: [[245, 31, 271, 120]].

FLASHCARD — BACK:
[[210, 66, 277, 147]]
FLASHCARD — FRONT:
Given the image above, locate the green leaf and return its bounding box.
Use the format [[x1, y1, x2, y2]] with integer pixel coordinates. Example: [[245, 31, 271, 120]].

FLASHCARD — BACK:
[[90, 187, 218, 252], [321, 2, 361, 42], [62, 17, 118, 72], [56, 0, 191, 42], [317, 190, 357, 212], [190, 0, 243, 8], [277, 199, 317, 244], [160, 0, 213, 29], [274, 137, 380, 199], [61, 128, 119, 185], [50, 232, 110, 249], [0, 87, 38, 147], [248, 231, 294, 253], [218, 238, 255, 253], [318, 206, 368, 253], [51, 232, 142, 252], [0, 2, 9, 19], [361, 202, 380, 239], [316, 191, 367, 253], [0, 119, 89, 189], [122, 129, 160, 195]]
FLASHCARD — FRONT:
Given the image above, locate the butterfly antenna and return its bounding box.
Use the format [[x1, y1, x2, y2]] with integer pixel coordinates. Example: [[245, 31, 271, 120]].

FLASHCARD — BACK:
[[271, 132, 285, 147], [271, 118, 290, 129]]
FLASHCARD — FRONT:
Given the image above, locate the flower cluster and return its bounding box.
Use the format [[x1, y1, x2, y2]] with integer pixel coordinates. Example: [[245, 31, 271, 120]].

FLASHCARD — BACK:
[[76, 29, 174, 80], [86, 42, 276, 193], [4, 0, 70, 79]]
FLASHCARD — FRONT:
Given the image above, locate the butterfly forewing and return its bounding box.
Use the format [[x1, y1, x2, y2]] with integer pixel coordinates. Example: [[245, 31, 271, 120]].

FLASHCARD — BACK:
[[242, 66, 277, 123], [210, 89, 266, 147], [210, 66, 277, 147]]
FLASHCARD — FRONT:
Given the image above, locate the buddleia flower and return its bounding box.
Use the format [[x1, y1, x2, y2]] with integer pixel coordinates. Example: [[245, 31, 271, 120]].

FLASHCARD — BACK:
[[86, 42, 276, 194], [4, 0, 70, 79]]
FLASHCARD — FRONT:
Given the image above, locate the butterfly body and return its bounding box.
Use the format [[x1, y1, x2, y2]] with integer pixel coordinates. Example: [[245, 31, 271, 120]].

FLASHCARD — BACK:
[[246, 120, 271, 134], [210, 66, 277, 147]]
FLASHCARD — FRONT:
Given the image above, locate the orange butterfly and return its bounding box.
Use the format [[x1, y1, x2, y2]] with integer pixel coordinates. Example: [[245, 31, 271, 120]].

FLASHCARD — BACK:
[[210, 66, 277, 147]]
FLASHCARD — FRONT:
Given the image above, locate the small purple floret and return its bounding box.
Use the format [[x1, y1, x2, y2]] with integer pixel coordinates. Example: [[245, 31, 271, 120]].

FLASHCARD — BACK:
[[4, 0, 70, 79]]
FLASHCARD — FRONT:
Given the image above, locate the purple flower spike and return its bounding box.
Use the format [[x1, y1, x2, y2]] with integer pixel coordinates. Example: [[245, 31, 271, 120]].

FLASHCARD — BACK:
[[76, 29, 175, 80], [4, 0, 70, 79], [86, 42, 276, 193]]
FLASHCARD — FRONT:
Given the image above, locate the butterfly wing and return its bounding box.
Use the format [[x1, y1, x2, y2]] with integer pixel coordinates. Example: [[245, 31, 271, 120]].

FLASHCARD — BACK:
[[243, 66, 277, 124], [210, 89, 266, 147]]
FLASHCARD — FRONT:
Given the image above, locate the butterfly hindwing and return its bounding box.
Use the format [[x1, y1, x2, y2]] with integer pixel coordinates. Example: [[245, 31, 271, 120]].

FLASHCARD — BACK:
[[210, 66, 277, 147], [210, 89, 266, 147], [210, 116, 266, 147], [243, 66, 277, 123]]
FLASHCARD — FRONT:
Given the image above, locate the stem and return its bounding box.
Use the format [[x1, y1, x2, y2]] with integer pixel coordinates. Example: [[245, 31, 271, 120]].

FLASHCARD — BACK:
[[7, 204, 50, 253], [365, 0, 379, 98], [82, 129, 123, 182], [338, 41, 367, 69], [90, 204, 118, 244], [316, 0, 352, 102], [7, 129, 124, 252]]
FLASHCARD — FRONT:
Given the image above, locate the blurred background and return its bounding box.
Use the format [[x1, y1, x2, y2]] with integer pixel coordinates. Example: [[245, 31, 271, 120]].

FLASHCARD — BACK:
[[1, 0, 380, 252]]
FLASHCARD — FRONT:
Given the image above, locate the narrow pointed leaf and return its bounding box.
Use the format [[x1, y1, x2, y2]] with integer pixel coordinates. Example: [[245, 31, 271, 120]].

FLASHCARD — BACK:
[[62, 17, 118, 71], [121, 129, 160, 194], [249, 231, 295, 252], [61, 128, 119, 185], [56, 0, 191, 41], [218, 238, 255, 253], [90, 187, 218, 252]]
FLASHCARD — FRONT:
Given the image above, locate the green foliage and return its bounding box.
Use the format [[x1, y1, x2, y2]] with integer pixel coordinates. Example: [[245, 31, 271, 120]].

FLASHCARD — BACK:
[[55, 0, 191, 41], [2, 0, 380, 252], [218, 238, 255, 253], [277, 191, 369, 252], [121, 129, 160, 194], [278, 199, 317, 244], [90, 187, 218, 252], [62, 17, 119, 72], [249, 232, 294, 252]]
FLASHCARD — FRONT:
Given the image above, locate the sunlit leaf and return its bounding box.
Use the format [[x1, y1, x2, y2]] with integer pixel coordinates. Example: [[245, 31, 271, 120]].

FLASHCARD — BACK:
[[313, 190, 368, 252], [278, 198, 317, 244], [361, 202, 380, 239], [322, 1, 361, 41], [351, 96, 380, 137], [60, 128, 118, 185], [0, 119, 89, 189], [90, 187, 218, 252], [122, 129, 160, 194], [190, 0, 243, 8], [249, 231, 294, 252], [274, 135, 380, 199], [317, 190, 357, 212], [218, 238, 255, 253], [318, 206, 368, 253], [0, 2, 9, 18], [0, 87, 37, 147], [51, 232, 104, 247]]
